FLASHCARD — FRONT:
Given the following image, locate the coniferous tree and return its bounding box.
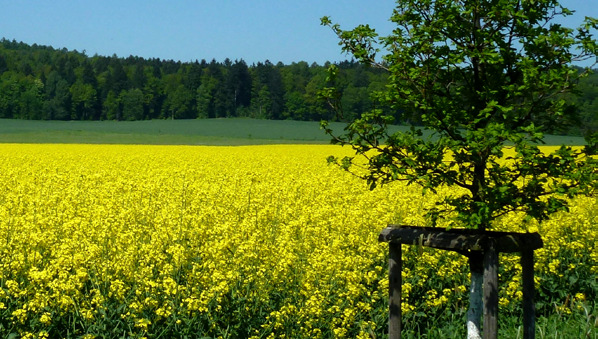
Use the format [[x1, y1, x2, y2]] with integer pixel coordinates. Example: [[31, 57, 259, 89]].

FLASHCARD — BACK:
[[227, 59, 252, 116], [0, 54, 8, 74]]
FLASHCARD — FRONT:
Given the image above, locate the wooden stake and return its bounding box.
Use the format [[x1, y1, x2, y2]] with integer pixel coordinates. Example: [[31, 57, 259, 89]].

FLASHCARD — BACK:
[[521, 249, 535, 339], [388, 243, 402, 339]]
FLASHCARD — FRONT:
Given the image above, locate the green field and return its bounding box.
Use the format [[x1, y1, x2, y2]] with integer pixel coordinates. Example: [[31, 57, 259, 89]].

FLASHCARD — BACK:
[[0, 119, 340, 145], [0, 118, 588, 145]]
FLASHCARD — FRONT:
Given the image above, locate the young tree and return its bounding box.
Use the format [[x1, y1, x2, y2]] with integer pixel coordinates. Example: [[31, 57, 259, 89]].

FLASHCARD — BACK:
[[321, 1, 598, 337]]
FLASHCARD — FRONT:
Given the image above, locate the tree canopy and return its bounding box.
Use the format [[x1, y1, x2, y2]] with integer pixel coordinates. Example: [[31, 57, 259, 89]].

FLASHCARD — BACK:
[[321, 0, 598, 231]]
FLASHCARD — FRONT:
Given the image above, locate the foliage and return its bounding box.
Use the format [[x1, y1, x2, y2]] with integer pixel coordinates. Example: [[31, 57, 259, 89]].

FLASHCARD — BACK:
[[321, 0, 598, 230], [2, 37, 598, 131], [568, 67, 598, 135], [0, 144, 595, 338], [0, 39, 391, 123]]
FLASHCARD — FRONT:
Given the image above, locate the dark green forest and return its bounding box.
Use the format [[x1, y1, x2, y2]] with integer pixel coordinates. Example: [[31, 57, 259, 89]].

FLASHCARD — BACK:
[[0, 38, 597, 135]]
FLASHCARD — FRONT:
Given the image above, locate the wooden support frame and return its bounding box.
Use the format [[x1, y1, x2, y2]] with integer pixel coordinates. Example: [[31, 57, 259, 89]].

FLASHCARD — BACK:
[[379, 225, 543, 339]]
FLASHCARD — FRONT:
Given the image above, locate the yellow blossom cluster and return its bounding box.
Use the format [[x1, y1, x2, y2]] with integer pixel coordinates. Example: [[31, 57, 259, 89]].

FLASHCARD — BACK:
[[0, 143, 595, 338]]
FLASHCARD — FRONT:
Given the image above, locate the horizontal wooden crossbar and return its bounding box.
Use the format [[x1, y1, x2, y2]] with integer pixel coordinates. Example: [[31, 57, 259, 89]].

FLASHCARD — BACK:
[[379, 225, 543, 253]]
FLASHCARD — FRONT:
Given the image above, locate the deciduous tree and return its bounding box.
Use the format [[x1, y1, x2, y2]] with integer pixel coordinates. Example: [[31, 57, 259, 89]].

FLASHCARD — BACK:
[[321, 1, 598, 337]]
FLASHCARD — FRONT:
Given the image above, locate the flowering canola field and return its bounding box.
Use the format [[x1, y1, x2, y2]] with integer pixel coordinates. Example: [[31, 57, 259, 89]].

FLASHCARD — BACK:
[[0, 144, 595, 338]]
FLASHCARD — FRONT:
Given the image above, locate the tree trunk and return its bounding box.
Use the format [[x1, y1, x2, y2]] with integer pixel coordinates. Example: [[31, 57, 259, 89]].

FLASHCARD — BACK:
[[468, 252, 484, 339]]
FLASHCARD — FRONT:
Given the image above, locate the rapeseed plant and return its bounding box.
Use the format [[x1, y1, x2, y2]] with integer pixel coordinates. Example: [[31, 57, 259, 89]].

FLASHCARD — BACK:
[[0, 144, 595, 338]]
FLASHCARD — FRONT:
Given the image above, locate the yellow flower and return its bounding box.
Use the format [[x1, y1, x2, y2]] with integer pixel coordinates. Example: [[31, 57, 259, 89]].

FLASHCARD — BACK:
[[39, 312, 52, 325], [574, 293, 585, 302], [135, 318, 152, 330], [11, 308, 28, 324]]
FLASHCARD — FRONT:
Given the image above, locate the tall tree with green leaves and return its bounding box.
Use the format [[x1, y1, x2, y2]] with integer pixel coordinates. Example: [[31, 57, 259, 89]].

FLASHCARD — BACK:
[[70, 81, 97, 120], [227, 59, 252, 115], [43, 71, 71, 120], [121, 88, 145, 120], [321, 1, 598, 337]]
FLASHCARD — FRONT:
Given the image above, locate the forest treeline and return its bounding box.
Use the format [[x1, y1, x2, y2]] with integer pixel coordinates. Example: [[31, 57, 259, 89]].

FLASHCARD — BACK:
[[0, 39, 387, 123], [0, 38, 597, 135]]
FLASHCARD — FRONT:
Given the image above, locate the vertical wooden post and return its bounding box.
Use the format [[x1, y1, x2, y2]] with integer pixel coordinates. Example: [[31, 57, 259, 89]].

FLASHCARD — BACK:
[[379, 226, 543, 338], [483, 239, 498, 339], [388, 243, 402, 339], [521, 249, 535, 339]]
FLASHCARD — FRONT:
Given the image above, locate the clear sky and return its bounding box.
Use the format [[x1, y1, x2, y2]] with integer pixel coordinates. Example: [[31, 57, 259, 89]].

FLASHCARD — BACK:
[[0, 0, 596, 66]]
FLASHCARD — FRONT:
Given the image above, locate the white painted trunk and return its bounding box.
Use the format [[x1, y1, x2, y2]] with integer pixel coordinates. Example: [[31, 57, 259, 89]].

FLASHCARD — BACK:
[[467, 269, 483, 339]]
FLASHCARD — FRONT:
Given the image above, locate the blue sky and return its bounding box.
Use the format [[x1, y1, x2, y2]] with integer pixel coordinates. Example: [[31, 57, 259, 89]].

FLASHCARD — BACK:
[[0, 0, 596, 65]]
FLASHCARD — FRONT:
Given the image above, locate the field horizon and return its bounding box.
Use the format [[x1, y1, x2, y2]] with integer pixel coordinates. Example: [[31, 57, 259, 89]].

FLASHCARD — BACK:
[[0, 118, 588, 146]]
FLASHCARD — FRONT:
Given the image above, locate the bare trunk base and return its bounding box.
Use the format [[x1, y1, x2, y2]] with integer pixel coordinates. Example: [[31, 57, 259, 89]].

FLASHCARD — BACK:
[[468, 253, 483, 339]]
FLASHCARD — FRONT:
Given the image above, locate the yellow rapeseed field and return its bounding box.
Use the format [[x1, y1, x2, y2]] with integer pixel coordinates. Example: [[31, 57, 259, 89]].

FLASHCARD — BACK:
[[0, 144, 595, 338]]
